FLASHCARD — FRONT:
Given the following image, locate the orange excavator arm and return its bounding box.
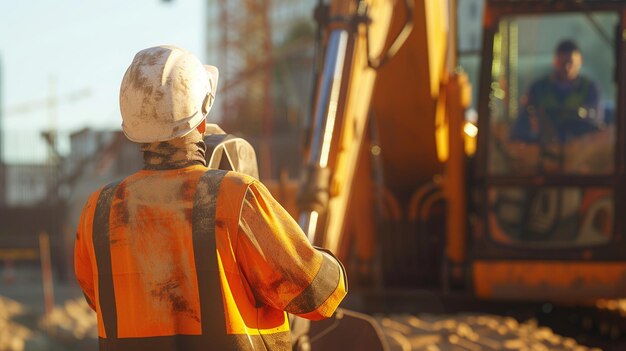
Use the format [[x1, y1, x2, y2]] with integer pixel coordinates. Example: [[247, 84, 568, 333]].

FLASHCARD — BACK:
[[298, 0, 471, 282]]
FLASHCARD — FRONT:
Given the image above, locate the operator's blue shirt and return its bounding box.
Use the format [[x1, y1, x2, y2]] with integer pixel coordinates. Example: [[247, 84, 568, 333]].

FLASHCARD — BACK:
[[510, 74, 602, 143]]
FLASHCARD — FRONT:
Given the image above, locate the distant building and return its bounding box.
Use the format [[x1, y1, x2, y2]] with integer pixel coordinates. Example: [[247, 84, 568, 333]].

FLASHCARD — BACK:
[[3, 163, 56, 206], [2, 128, 142, 280], [0, 163, 4, 206], [0, 128, 141, 208], [67, 128, 140, 179], [64, 128, 141, 232]]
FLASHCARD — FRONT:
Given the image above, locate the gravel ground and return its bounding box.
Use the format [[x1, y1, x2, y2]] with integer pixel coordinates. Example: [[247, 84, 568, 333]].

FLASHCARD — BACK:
[[0, 297, 34, 351], [2, 296, 612, 351], [0, 296, 98, 351], [39, 298, 98, 350], [376, 313, 603, 351], [0, 264, 97, 351], [1, 263, 622, 351]]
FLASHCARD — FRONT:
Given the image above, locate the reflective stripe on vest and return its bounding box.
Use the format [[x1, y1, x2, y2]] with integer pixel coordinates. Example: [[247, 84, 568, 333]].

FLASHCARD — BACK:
[[93, 180, 120, 340]]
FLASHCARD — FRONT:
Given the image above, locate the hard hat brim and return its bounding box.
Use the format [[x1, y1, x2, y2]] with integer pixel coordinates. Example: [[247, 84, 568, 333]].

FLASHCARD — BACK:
[[204, 65, 219, 94]]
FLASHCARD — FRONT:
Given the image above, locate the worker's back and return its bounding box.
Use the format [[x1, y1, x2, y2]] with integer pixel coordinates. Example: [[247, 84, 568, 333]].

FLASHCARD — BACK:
[[107, 165, 213, 338], [76, 164, 346, 350]]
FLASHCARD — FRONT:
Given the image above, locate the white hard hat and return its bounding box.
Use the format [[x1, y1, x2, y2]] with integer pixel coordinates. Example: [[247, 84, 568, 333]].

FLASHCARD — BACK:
[[119, 45, 219, 143]]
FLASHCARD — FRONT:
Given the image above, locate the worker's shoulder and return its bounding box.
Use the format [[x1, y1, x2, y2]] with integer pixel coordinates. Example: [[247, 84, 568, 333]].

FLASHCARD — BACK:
[[197, 169, 257, 188], [577, 75, 600, 90], [577, 74, 596, 83], [81, 178, 123, 212]]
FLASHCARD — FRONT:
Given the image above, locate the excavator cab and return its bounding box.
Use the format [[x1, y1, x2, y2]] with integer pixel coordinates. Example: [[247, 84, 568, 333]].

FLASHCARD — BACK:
[[472, 0, 626, 301]]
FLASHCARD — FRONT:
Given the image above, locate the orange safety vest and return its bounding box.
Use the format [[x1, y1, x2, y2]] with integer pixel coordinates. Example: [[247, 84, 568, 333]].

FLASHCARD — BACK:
[[75, 166, 346, 350]]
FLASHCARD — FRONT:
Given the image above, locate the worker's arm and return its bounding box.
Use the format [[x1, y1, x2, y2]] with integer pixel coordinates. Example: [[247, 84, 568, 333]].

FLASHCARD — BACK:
[[74, 191, 100, 311], [236, 180, 347, 320]]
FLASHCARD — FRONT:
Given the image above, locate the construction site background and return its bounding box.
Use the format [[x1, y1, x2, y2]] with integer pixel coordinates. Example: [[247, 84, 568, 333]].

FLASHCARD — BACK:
[[0, 0, 483, 349]]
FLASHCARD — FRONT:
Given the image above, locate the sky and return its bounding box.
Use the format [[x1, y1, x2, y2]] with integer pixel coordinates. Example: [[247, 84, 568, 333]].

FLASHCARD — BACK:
[[0, 0, 206, 163]]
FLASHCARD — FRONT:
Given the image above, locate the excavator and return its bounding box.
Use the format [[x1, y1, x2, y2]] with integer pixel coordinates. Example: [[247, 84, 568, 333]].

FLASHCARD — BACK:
[[209, 0, 626, 348], [296, 0, 626, 302]]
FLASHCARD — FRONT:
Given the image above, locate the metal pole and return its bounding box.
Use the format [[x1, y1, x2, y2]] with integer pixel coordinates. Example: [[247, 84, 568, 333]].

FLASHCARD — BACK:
[[0, 56, 3, 162], [39, 232, 55, 316], [0, 56, 4, 205]]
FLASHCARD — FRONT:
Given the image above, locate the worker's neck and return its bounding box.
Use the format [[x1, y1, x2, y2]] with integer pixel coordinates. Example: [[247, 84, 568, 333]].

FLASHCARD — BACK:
[[141, 130, 207, 170]]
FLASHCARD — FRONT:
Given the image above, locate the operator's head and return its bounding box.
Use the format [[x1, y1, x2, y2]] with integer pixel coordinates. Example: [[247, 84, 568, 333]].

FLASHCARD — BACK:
[[553, 40, 582, 82], [119, 45, 219, 143]]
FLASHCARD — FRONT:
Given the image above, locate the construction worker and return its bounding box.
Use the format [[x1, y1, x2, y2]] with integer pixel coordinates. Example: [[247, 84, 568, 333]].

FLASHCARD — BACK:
[[74, 45, 347, 350], [510, 39, 603, 144]]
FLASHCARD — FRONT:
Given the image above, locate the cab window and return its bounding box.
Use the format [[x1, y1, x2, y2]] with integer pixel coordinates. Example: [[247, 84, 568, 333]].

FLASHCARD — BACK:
[[487, 12, 617, 176], [485, 12, 618, 248]]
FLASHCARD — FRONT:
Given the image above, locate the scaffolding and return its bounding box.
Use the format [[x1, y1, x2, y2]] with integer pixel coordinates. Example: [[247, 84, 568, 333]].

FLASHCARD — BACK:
[[210, 0, 316, 179], [216, 0, 274, 178]]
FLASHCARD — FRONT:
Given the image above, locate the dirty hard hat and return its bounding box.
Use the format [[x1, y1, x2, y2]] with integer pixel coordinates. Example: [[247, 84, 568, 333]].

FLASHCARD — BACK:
[[119, 45, 219, 143]]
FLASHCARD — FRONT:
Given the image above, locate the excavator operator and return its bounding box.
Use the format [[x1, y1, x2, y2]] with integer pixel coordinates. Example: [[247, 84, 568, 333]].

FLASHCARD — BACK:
[[74, 45, 347, 351], [510, 39, 603, 145]]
